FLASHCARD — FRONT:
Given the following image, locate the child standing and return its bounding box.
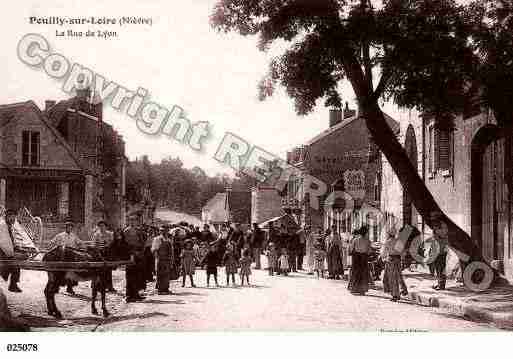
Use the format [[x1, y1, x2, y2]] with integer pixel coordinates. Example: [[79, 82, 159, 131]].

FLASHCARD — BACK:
[[279, 248, 290, 276], [313, 243, 326, 279], [239, 249, 252, 286], [180, 239, 196, 287], [201, 244, 219, 287], [222, 244, 238, 286], [266, 242, 278, 276]]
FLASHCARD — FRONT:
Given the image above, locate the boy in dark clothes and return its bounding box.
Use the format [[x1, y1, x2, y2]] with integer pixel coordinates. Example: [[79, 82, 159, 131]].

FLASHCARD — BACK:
[[201, 244, 219, 287]]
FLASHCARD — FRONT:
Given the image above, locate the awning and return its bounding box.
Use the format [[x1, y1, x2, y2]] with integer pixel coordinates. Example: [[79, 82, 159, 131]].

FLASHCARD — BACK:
[[259, 214, 299, 232]]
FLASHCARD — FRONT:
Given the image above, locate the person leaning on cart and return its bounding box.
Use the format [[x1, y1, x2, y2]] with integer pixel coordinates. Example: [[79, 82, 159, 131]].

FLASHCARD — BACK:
[[48, 219, 85, 295], [0, 209, 23, 293]]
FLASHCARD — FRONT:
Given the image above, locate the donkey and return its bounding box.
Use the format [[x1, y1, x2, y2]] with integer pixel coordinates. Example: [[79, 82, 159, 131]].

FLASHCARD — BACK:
[[42, 236, 130, 319]]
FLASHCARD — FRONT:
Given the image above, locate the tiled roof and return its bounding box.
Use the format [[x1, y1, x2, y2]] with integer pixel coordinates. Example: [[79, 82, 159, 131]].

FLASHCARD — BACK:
[[306, 112, 399, 147], [0, 101, 30, 128], [45, 98, 75, 127]]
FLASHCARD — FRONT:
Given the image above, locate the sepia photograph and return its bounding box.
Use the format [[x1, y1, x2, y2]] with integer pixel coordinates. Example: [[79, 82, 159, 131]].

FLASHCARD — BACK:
[[1, 0, 513, 356]]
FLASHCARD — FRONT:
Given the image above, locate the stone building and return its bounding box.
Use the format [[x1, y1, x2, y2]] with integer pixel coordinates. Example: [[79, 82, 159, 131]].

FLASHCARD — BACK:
[[379, 109, 424, 233], [380, 101, 513, 282], [283, 104, 399, 241], [0, 89, 127, 243]]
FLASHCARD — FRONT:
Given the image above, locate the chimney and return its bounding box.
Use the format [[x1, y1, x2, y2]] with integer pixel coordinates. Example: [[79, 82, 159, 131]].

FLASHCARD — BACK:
[[329, 108, 343, 127], [76, 87, 91, 101], [45, 100, 56, 111]]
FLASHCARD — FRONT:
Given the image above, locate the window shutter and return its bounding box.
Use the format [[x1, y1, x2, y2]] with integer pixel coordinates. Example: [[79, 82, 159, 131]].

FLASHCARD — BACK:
[[438, 129, 450, 170], [434, 127, 440, 171]]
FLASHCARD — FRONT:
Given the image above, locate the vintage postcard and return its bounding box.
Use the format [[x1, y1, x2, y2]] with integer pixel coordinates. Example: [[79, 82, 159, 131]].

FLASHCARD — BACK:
[[0, 0, 512, 356]]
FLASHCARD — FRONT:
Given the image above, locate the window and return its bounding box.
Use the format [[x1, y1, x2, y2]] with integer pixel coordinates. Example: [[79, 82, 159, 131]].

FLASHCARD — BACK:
[[427, 122, 454, 176], [438, 128, 453, 171], [22, 131, 40, 166], [428, 124, 435, 174]]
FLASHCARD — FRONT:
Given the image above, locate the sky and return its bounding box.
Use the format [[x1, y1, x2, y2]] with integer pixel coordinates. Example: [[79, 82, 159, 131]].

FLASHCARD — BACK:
[[1, 0, 402, 176]]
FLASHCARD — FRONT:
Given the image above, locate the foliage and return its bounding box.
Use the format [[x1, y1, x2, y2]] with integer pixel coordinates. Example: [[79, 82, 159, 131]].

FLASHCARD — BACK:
[[211, 0, 513, 123], [125, 156, 254, 215]]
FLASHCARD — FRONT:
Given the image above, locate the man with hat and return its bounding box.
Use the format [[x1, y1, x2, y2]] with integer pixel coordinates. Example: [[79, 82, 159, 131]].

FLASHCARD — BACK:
[[151, 225, 174, 294], [48, 219, 84, 251], [430, 211, 449, 291], [0, 209, 23, 292], [48, 219, 84, 294]]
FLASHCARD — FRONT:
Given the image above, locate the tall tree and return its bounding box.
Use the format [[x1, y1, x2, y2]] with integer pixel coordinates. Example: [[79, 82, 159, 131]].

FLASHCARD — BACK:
[[210, 0, 513, 266]]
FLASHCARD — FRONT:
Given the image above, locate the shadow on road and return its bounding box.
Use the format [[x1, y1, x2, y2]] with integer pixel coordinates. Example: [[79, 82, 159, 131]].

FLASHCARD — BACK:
[[16, 311, 169, 329], [172, 291, 206, 296], [142, 299, 185, 305]]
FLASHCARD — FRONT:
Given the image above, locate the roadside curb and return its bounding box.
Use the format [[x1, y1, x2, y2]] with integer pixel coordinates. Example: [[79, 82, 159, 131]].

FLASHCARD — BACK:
[[408, 290, 513, 329]]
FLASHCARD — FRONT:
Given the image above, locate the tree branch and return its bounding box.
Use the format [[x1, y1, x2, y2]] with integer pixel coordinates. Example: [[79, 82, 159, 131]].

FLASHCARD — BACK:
[[372, 67, 394, 102], [362, 42, 373, 93]]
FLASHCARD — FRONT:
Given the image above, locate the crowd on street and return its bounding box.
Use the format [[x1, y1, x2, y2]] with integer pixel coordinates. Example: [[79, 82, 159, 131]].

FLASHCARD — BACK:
[[1, 209, 452, 305]]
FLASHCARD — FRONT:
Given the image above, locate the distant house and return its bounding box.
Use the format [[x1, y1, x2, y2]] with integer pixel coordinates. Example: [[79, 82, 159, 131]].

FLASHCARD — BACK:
[[0, 88, 126, 243], [201, 192, 228, 231], [202, 188, 251, 230]]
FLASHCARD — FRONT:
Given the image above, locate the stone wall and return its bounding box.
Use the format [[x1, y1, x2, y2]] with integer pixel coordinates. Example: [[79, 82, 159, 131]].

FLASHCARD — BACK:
[[0, 108, 81, 170], [380, 108, 424, 234]]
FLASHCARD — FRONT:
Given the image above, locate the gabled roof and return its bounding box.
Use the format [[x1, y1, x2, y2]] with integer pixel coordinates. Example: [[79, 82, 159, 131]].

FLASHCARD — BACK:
[[306, 112, 400, 147], [0, 101, 30, 128], [225, 191, 251, 224], [46, 98, 76, 127], [202, 193, 226, 212], [202, 193, 228, 223], [0, 100, 89, 173]]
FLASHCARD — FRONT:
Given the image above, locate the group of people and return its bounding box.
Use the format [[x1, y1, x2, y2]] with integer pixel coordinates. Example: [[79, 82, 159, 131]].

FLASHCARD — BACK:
[[2, 209, 451, 306], [300, 224, 350, 280], [298, 210, 450, 302], [121, 218, 278, 300]]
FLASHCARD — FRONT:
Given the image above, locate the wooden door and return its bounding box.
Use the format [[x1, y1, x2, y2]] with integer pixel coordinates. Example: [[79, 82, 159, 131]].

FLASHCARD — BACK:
[[482, 139, 506, 264]]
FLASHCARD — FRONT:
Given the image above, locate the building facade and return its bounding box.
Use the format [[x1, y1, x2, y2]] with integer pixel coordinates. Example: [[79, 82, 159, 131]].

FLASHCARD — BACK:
[[0, 89, 126, 243], [251, 184, 283, 225], [380, 103, 513, 282], [283, 105, 399, 241]]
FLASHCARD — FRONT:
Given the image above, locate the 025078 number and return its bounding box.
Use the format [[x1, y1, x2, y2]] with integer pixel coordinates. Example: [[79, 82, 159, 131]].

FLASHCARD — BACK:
[[6, 344, 38, 352]]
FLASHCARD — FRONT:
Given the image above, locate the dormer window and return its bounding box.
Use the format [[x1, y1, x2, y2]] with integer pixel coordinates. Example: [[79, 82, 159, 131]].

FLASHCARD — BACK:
[[22, 130, 40, 166]]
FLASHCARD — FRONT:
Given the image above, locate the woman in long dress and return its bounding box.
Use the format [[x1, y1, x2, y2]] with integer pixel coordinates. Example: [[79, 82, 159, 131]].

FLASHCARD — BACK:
[[347, 226, 371, 295], [304, 226, 316, 275], [381, 226, 407, 302], [326, 226, 344, 279]]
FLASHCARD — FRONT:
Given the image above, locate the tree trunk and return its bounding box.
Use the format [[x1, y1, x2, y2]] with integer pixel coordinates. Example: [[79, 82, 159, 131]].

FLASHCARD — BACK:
[[359, 102, 485, 263]]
